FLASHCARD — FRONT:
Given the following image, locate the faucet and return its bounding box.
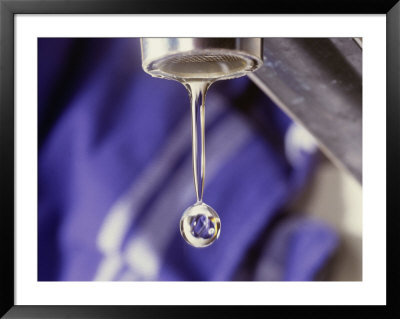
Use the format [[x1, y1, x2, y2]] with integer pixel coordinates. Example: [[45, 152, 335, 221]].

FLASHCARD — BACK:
[[141, 38, 263, 82], [140, 37, 362, 184]]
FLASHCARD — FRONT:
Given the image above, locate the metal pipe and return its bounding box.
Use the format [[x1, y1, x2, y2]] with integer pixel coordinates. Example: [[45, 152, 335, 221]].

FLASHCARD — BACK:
[[249, 38, 362, 183]]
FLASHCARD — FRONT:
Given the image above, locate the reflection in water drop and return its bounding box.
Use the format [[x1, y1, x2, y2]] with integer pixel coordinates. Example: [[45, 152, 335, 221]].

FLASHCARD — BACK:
[[180, 202, 221, 248]]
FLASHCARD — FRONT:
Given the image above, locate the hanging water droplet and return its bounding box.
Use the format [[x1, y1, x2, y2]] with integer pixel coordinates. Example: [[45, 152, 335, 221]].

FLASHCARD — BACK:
[[180, 202, 221, 248], [177, 81, 221, 248]]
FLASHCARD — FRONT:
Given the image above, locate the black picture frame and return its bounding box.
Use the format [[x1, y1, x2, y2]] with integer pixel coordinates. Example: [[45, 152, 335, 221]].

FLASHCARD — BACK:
[[1, 0, 398, 317]]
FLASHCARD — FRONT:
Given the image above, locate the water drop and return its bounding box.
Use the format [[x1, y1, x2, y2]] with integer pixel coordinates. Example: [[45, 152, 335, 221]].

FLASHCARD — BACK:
[[177, 81, 222, 248], [180, 202, 221, 248]]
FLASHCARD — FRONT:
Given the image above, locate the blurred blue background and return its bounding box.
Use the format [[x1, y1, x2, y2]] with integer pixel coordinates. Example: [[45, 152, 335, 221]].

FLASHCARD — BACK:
[[38, 38, 338, 281]]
